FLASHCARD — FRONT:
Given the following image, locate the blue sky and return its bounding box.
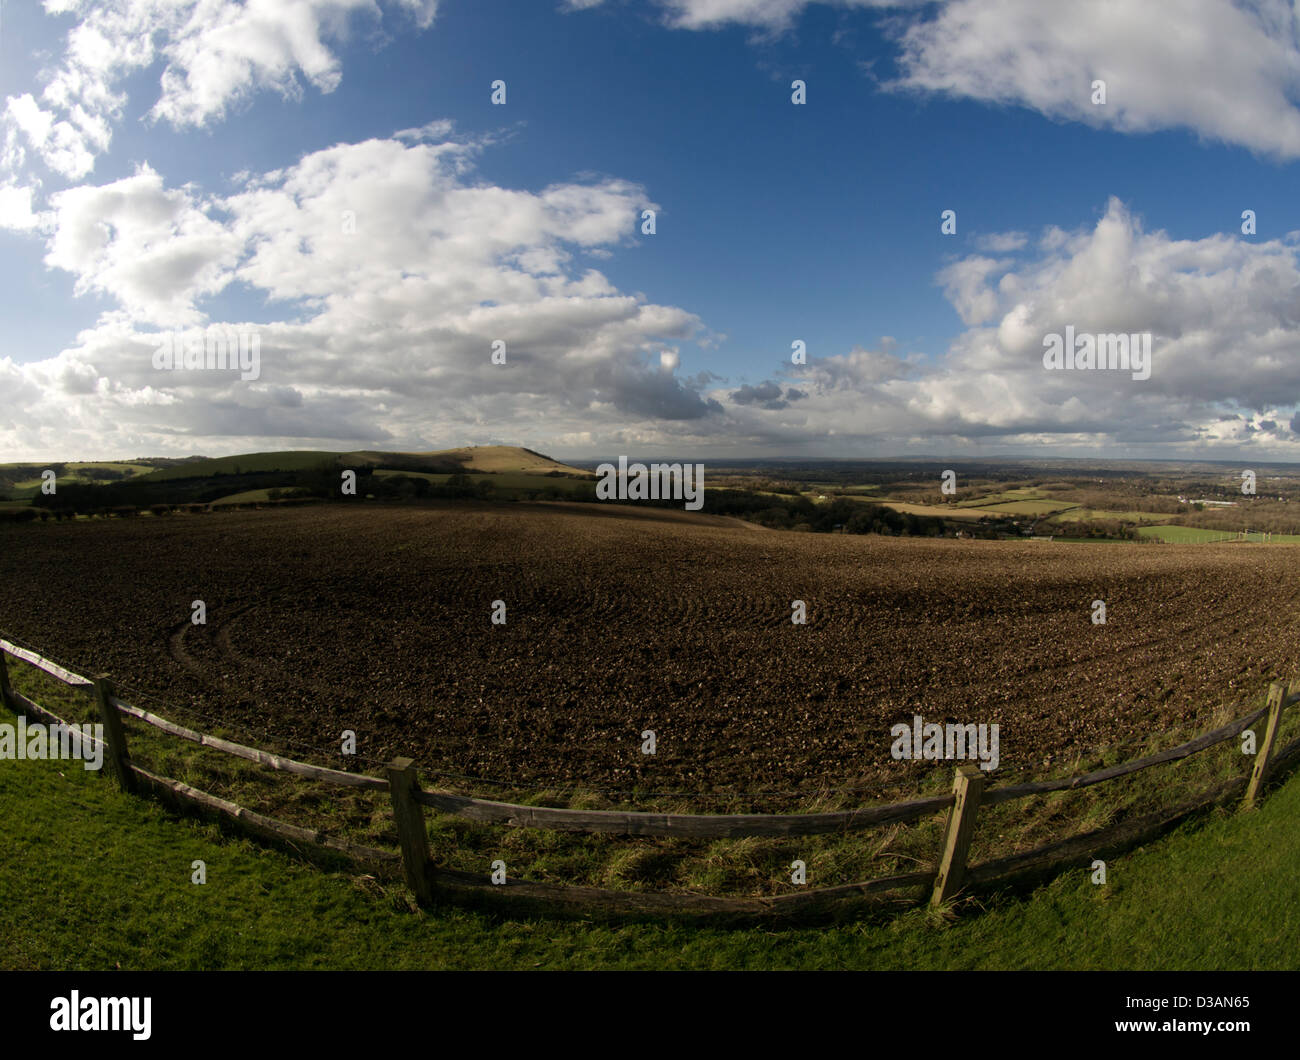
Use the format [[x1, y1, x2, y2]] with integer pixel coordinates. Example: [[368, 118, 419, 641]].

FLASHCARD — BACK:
[[3, 0, 1300, 461]]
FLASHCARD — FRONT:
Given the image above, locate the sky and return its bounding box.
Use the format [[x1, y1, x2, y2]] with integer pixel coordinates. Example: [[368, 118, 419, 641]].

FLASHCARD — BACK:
[[2, 0, 1300, 462]]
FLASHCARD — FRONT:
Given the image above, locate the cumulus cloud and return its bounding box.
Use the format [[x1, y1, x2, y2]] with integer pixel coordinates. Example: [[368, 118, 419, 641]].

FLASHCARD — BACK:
[[0, 126, 720, 458], [731, 381, 810, 410], [43, 166, 244, 326], [711, 197, 1300, 457], [0, 182, 43, 230], [887, 0, 1300, 159], [4, 0, 437, 178], [973, 231, 1028, 253], [572, 0, 1300, 159]]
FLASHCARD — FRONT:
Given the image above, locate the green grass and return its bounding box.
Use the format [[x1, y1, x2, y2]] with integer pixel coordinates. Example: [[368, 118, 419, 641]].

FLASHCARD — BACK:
[[210, 488, 281, 506], [965, 500, 1076, 516], [138, 448, 589, 484], [3, 667, 1299, 969], [138, 451, 340, 481], [2, 462, 155, 495], [14, 651, 1291, 911], [2, 698, 1298, 969], [63, 462, 155, 477], [1052, 508, 1170, 523], [953, 490, 1059, 509], [1136, 525, 1300, 543]]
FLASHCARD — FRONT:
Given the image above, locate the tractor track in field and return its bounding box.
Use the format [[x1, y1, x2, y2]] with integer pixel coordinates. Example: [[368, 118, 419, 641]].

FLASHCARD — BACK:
[[2, 501, 1299, 797]]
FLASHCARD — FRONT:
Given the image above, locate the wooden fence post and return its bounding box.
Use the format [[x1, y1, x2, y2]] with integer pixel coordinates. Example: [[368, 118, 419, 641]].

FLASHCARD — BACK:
[[0, 649, 14, 713], [387, 757, 433, 905], [1242, 680, 1287, 811], [93, 674, 135, 794], [931, 763, 985, 906]]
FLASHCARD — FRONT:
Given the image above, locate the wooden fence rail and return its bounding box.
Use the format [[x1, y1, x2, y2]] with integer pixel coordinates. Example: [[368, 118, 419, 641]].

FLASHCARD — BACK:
[[2, 636, 1296, 920], [982, 703, 1272, 805], [411, 788, 955, 838], [109, 693, 388, 790]]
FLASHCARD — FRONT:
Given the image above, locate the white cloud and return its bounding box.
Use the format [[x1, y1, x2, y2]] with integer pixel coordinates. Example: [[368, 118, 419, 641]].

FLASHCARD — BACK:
[[11, 176, 1300, 459], [4, 0, 437, 179], [574, 0, 1300, 159], [973, 231, 1027, 253], [0, 127, 719, 459], [936, 255, 1009, 327], [652, 0, 890, 32], [717, 197, 1300, 457], [0, 183, 43, 230], [43, 165, 244, 326], [887, 0, 1300, 159]]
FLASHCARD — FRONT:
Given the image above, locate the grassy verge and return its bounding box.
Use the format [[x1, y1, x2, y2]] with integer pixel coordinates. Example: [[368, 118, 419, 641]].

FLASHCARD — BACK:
[[2, 689, 1299, 969], [4, 656, 1297, 907]]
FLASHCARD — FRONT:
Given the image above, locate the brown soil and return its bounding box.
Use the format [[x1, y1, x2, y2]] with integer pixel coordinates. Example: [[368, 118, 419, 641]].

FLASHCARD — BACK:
[[1, 501, 1295, 799]]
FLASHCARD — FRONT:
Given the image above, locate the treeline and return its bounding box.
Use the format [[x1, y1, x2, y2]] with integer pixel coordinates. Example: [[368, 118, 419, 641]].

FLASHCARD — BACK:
[[1053, 487, 1186, 514], [1050, 519, 1141, 541], [37, 470, 309, 511], [370, 472, 500, 501], [1178, 501, 1300, 536], [695, 491, 952, 535], [375, 479, 959, 535], [6, 472, 981, 538], [11, 467, 581, 518]]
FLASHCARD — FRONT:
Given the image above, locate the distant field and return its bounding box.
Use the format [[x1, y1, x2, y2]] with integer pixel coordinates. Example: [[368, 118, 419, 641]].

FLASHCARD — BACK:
[[1, 461, 154, 483], [877, 501, 990, 520], [211, 489, 280, 506], [67, 461, 155, 475], [1, 460, 157, 499], [967, 500, 1076, 516], [1136, 525, 1300, 543], [1053, 508, 1169, 523], [954, 488, 1055, 508]]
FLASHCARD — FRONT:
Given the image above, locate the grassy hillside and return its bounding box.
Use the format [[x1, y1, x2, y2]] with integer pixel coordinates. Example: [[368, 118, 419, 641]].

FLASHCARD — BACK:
[[137, 451, 340, 482], [425, 446, 594, 475], [0, 446, 593, 516], [0, 461, 159, 500], [137, 445, 591, 483]]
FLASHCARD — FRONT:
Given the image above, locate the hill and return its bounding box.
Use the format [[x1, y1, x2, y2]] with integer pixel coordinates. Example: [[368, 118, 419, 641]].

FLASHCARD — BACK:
[[416, 445, 594, 476], [134, 445, 591, 483]]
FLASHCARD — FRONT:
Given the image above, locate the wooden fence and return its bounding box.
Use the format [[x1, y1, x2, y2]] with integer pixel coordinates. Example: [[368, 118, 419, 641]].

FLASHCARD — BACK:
[[2, 635, 1298, 922]]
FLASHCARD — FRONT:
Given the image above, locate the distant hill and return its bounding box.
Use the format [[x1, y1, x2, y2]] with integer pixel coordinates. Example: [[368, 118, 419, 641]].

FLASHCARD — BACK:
[[135, 445, 593, 482], [0, 445, 596, 514], [391, 446, 594, 476]]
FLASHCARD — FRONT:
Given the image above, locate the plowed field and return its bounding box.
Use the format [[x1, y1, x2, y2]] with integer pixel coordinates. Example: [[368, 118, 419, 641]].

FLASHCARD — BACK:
[[2, 502, 1297, 797]]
